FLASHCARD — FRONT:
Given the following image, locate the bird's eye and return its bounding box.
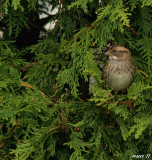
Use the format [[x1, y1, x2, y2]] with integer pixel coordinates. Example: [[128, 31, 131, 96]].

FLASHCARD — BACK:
[[113, 50, 117, 54], [123, 51, 127, 54]]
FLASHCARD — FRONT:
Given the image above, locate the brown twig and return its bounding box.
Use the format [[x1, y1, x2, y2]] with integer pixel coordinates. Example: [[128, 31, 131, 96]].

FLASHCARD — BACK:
[[86, 26, 93, 36], [50, 125, 61, 132], [122, 99, 135, 112], [20, 82, 34, 90], [39, 90, 46, 98], [20, 81, 47, 99], [105, 99, 135, 112], [74, 33, 79, 43], [20, 60, 42, 71], [130, 27, 138, 36]]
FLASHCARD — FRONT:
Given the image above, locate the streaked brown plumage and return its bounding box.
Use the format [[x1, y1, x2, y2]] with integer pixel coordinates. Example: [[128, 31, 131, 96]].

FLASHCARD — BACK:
[[103, 45, 135, 91]]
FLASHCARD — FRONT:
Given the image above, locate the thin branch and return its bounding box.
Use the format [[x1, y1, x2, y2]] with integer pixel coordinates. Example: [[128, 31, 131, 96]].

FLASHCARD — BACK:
[[20, 60, 42, 71]]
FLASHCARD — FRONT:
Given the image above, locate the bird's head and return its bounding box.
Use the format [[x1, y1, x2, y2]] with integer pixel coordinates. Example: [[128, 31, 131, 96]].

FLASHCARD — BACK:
[[105, 45, 132, 61]]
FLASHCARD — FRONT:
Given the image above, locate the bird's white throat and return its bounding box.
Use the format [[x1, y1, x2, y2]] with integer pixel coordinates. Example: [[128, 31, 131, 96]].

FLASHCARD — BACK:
[[109, 56, 118, 60]]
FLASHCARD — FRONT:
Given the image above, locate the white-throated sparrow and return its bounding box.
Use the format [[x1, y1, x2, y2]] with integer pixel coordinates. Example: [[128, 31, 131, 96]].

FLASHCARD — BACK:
[[103, 45, 135, 91]]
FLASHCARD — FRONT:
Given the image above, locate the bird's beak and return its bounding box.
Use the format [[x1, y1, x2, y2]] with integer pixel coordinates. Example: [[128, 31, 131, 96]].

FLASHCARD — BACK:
[[104, 50, 112, 56]]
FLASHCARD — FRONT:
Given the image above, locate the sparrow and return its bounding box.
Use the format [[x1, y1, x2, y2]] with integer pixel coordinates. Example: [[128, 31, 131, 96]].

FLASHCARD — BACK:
[[103, 45, 135, 91]]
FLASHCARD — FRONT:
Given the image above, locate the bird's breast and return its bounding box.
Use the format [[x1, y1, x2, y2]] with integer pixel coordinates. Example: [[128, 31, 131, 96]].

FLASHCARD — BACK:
[[103, 60, 135, 91]]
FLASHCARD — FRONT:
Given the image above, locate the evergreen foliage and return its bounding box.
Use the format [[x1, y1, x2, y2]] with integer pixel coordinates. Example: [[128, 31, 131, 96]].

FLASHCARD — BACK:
[[0, 0, 152, 159]]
